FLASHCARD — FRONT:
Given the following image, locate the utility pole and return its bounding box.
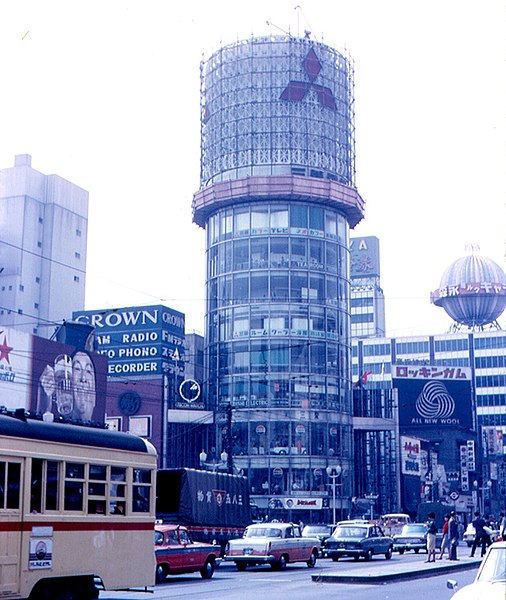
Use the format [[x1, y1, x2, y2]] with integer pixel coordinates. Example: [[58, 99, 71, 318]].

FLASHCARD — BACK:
[[226, 402, 234, 474]]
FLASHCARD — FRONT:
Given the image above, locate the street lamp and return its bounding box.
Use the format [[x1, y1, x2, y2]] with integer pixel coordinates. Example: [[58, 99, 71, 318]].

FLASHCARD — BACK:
[[473, 480, 492, 514], [199, 449, 231, 473], [326, 465, 342, 527]]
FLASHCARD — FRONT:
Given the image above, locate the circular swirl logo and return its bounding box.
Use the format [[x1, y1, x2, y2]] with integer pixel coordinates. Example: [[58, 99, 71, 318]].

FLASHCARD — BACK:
[[415, 380, 455, 419], [118, 391, 141, 416]]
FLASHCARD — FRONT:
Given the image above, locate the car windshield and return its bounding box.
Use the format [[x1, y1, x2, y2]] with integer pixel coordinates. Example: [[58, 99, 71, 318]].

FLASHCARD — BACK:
[[303, 526, 328, 534], [476, 547, 506, 583], [154, 531, 164, 546], [332, 527, 367, 538], [245, 527, 282, 538], [401, 524, 425, 534]]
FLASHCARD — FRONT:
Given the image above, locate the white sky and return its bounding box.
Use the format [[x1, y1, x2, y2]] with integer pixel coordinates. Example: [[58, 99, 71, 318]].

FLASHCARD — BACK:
[[1, 0, 505, 337]]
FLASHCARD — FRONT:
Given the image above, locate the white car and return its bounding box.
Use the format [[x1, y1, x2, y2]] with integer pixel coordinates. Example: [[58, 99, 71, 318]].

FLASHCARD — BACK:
[[447, 541, 506, 599], [224, 522, 320, 570], [463, 523, 500, 547]]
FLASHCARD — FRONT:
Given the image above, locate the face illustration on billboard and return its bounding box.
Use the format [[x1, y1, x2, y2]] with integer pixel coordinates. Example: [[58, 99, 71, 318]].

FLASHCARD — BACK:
[[71, 351, 97, 421], [32, 337, 105, 424]]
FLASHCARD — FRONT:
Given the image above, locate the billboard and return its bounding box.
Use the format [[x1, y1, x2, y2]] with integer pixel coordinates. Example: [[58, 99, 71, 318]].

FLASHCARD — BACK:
[[400, 436, 422, 477], [30, 336, 107, 424], [0, 327, 107, 425], [393, 364, 473, 429], [350, 236, 380, 278], [73, 304, 185, 378], [482, 426, 504, 455], [0, 327, 32, 409]]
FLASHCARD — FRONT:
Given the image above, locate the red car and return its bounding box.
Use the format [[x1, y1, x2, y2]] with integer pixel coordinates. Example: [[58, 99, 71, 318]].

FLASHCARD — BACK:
[[154, 524, 221, 582]]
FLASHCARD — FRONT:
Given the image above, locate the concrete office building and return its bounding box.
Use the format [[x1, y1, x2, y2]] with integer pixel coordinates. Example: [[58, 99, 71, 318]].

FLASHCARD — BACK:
[[0, 155, 88, 336], [192, 35, 365, 522], [73, 305, 208, 469], [353, 330, 506, 515], [350, 236, 386, 338]]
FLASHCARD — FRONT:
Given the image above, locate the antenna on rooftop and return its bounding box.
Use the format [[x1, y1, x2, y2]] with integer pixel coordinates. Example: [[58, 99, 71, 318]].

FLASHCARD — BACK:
[[266, 20, 291, 36]]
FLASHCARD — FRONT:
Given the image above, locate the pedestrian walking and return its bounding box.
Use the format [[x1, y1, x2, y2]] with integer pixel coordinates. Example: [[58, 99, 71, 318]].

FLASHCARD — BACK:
[[470, 511, 487, 557], [499, 512, 506, 541], [438, 514, 450, 560], [483, 514, 493, 551], [448, 511, 459, 560], [425, 512, 437, 563]]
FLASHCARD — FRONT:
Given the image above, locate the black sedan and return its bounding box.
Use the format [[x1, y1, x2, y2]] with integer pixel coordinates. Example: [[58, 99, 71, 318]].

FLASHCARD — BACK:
[[325, 523, 393, 561]]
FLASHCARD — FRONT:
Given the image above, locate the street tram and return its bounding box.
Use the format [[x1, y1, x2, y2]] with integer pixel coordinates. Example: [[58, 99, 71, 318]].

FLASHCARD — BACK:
[[0, 410, 157, 599]]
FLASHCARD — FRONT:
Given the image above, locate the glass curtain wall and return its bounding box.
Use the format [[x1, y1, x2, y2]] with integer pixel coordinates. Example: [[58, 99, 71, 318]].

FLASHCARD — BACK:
[[205, 201, 354, 518]]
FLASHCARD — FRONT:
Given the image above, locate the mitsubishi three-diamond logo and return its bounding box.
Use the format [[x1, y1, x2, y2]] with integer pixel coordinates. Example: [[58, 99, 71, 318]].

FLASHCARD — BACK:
[[280, 48, 336, 110]]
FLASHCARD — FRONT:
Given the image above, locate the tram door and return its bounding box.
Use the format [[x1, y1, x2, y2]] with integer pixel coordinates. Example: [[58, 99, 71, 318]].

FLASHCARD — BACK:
[[0, 457, 23, 596]]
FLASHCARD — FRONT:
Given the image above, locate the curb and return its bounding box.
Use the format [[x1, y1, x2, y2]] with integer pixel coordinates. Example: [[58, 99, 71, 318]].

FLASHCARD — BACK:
[[311, 559, 481, 585]]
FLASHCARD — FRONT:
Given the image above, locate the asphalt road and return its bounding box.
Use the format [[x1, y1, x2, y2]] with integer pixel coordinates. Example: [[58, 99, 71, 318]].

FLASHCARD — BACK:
[[100, 552, 479, 600]]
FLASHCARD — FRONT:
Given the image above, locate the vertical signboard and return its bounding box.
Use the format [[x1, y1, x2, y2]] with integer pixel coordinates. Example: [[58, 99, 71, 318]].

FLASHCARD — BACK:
[[400, 436, 421, 477]]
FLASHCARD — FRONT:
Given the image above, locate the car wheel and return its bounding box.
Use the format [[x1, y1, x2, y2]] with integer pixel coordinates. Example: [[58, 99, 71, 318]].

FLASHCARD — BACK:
[[155, 564, 167, 583], [331, 555, 339, 562], [414, 548, 420, 554], [398, 548, 405, 555], [385, 547, 393, 560], [353, 555, 360, 561], [200, 558, 215, 579], [273, 555, 287, 570], [236, 562, 248, 571], [307, 551, 317, 568], [364, 549, 373, 562]]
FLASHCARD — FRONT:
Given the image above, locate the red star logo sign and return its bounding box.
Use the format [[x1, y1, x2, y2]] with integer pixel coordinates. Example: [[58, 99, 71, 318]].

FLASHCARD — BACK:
[[0, 334, 13, 364]]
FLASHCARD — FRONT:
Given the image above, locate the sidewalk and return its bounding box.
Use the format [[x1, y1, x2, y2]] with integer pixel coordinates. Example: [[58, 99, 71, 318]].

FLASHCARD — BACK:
[[312, 555, 482, 584]]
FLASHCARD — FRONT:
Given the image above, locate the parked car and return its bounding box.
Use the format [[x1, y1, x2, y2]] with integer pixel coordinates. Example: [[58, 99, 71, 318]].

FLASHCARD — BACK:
[[154, 524, 221, 582], [447, 541, 506, 599], [463, 523, 500, 547], [224, 522, 320, 570], [377, 513, 412, 537], [325, 522, 394, 561], [302, 524, 333, 556], [393, 523, 442, 554]]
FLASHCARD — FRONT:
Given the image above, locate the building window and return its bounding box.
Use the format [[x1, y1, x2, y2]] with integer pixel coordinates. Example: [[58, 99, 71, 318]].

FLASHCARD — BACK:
[[37, 241, 42, 248], [75, 252, 81, 259], [38, 217, 43, 223], [106, 417, 122, 431], [19, 284, 24, 291], [129, 416, 151, 438], [74, 276, 80, 283], [76, 229, 82, 237], [34, 303, 39, 309], [17, 309, 23, 314], [35, 277, 40, 283]]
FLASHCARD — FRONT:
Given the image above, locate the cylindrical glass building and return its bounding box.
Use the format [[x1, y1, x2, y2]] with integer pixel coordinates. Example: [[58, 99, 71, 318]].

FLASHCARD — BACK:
[[193, 35, 365, 522]]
